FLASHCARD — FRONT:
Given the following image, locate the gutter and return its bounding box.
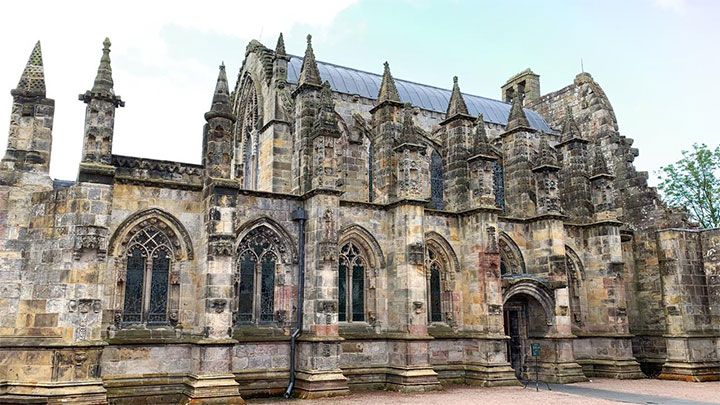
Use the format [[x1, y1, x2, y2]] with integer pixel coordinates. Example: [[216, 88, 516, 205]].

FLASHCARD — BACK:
[[284, 206, 307, 398]]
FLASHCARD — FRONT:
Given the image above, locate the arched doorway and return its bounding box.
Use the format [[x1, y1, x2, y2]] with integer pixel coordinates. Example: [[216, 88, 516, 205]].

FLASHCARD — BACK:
[[503, 287, 554, 379]]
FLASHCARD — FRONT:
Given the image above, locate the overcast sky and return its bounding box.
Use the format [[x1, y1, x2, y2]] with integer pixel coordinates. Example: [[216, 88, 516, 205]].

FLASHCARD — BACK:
[[0, 0, 717, 184]]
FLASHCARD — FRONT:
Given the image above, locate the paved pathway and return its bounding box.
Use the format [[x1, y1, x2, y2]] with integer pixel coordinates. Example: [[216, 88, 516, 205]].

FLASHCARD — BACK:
[[248, 379, 720, 405], [549, 383, 718, 405]]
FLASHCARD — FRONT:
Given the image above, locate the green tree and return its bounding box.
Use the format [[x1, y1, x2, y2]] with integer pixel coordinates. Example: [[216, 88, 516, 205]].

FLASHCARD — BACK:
[[658, 143, 720, 228]]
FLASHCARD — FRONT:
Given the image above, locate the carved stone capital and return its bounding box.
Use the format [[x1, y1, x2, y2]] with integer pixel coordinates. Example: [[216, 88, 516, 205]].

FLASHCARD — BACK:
[[73, 225, 108, 260]]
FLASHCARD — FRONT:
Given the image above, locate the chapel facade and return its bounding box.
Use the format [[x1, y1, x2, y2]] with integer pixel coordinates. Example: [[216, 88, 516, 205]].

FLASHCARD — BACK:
[[0, 34, 718, 404]]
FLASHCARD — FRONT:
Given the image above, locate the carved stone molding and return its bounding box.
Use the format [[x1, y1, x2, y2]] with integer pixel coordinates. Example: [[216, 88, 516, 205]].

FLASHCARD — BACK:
[[407, 242, 424, 265], [208, 299, 227, 314], [73, 225, 108, 260]]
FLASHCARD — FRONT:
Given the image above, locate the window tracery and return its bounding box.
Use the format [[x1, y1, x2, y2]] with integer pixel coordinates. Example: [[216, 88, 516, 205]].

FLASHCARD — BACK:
[[234, 226, 283, 325], [235, 75, 259, 189], [338, 242, 366, 322], [120, 226, 174, 325], [425, 242, 455, 325]]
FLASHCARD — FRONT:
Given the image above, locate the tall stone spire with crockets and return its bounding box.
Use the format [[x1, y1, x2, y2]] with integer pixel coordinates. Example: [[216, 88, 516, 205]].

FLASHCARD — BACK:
[[556, 106, 592, 220], [370, 61, 405, 203], [1, 41, 55, 175], [505, 91, 530, 131], [78, 38, 124, 178], [377, 61, 401, 106], [445, 76, 469, 119], [440, 76, 473, 211], [296, 34, 322, 90], [203, 63, 236, 179]]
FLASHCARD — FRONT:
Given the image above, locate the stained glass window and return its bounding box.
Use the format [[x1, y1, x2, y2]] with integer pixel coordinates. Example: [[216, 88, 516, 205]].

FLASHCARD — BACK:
[[493, 161, 504, 209], [237, 251, 256, 324], [351, 263, 364, 322], [430, 150, 444, 209], [122, 247, 145, 323], [368, 143, 374, 203], [338, 261, 347, 322], [426, 246, 446, 324], [147, 248, 170, 324], [234, 226, 282, 325], [429, 264, 442, 322], [260, 253, 276, 323], [121, 226, 174, 326], [339, 242, 365, 322]]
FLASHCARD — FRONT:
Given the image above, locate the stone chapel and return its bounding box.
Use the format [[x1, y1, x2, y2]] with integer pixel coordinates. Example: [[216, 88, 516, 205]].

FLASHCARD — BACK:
[[0, 34, 717, 404]]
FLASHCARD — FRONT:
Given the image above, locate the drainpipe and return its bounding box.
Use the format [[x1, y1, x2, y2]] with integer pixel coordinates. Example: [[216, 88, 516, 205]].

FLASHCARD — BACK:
[[285, 206, 307, 398]]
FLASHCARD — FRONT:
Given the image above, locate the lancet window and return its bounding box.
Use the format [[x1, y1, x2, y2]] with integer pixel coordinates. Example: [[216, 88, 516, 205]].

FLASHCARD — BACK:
[[338, 242, 366, 322]]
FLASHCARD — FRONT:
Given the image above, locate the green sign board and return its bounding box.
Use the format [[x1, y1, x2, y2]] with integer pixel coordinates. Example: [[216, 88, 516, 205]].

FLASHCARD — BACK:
[[531, 343, 541, 357]]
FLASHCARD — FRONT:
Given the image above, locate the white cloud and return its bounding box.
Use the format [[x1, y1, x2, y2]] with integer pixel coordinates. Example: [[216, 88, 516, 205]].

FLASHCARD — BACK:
[[653, 0, 688, 12], [0, 0, 357, 180]]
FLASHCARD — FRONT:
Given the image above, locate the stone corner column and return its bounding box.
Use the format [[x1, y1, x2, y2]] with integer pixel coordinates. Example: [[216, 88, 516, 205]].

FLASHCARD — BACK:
[[293, 190, 349, 398], [460, 211, 517, 387], [384, 200, 441, 392], [181, 180, 244, 404]]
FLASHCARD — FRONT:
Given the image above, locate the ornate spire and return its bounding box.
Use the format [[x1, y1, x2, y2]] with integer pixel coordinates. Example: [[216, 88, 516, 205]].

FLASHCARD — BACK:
[[470, 114, 495, 157], [298, 34, 321, 88], [445, 76, 469, 119], [80, 38, 123, 106], [561, 106, 582, 142], [312, 81, 340, 138], [536, 138, 559, 168], [505, 91, 530, 131], [377, 61, 401, 105], [205, 63, 235, 122], [396, 107, 422, 146], [591, 148, 611, 178], [12, 41, 46, 98], [93, 38, 114, 95], [275, 32, 286, 57]]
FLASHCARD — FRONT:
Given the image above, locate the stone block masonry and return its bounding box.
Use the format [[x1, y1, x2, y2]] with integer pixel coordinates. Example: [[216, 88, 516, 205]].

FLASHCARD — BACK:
[[0, 33, 715, 404]]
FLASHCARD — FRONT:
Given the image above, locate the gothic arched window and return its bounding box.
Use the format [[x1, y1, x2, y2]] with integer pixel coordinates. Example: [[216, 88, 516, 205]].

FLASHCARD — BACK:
[[493, 160, 504, 209], [235, 226, 279, 325], [430, 150, 444, 209], [121, 226, 174, 325], [236, 75, 259, 189], [565, 248, 585, 328], [338, 242, 366, 322], [426, 247, 446, 323]]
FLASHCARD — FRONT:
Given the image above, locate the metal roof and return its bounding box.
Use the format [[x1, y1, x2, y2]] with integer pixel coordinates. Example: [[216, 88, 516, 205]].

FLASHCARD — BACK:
[[287, 55, 552, 132]]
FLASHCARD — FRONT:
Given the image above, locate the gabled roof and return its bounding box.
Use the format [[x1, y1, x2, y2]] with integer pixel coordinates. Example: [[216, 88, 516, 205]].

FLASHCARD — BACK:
[[286, 55, 553, 132]]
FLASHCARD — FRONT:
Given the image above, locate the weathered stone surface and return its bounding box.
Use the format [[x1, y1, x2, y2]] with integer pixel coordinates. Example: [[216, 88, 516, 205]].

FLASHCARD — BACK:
[[0, 35, 716, 404]]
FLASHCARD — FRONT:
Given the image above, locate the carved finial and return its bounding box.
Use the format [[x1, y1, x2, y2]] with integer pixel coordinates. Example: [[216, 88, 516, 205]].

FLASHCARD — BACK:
[[396, 106, 422, 146], [505, 90, 530, 131], [92, 37, 114, 95], [298, 33, 321, 87], [537, 138, 559, 167], [446, 75, 469, 119], [12, 41, 46, 98], [205, 63, 235, 122], [79, 38, 124, 106], [275, 32, 286, 56], [312, 81, 340, 138], [470, 114, 495, 157], [561, 105, 582, 142], [377, 61, 401, 105], [591, 147, 611, 178]]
